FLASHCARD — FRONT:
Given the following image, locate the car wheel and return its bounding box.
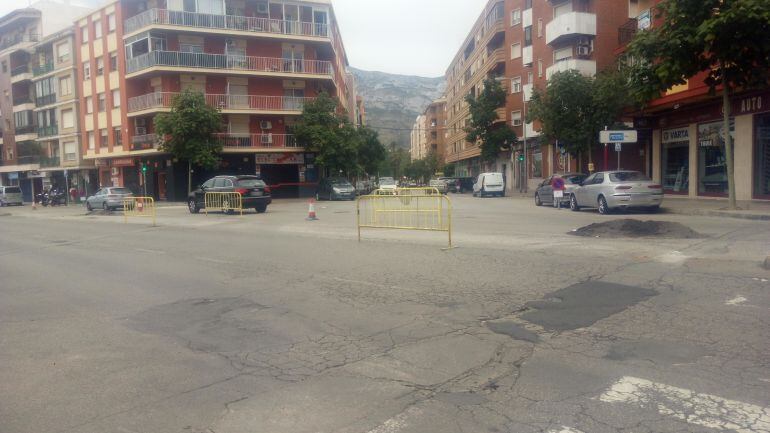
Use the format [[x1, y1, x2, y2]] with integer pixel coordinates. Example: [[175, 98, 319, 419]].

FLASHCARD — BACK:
[[255, 204, 267, 213], [102, 202, 109, 212], [535, 193, 542, 206], [188, 199, 200, 214], [86, 202, 93, 211], [598, 196, 610, 215], [570, 194, 580, 212]]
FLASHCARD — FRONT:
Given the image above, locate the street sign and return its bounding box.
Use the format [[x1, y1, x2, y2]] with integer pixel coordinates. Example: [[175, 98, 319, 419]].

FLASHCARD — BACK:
[[600, 130, 638, 144], [615, 143, 622, 152]]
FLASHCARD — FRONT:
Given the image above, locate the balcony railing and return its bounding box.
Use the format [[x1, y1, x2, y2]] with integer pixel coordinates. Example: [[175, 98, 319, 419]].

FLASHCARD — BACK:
[[124, 8, 330, 39], [0, 33, 39, 51], [214, 133, 299, 149], [545, 12, 597, 46], [11, 64, 30, 76], [37, 125, 58, 137], [12, 96, 33, 106], [33, 62, 54, 76], [17, 155, 42, 165], [15, 125, 37, 135], [131, 133, 160, 150], [128, 92, 313, 113], [35, 94, 56, 107], [618, 18, 638, 46], [126, 51, 334, 77], [40, 156, 60, 167], [546, 58, 597, 80]]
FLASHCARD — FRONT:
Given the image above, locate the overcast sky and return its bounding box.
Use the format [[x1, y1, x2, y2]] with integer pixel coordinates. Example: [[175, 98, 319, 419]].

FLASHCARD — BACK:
[[2, 0, 488, 77]]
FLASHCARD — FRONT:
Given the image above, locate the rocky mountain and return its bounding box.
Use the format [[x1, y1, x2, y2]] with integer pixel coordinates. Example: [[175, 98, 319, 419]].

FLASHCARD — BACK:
[[351, 68, 445, 150]]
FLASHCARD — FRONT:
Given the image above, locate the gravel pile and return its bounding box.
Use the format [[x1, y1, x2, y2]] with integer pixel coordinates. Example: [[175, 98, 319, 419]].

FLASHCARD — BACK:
[[570, 219, 703, 239]]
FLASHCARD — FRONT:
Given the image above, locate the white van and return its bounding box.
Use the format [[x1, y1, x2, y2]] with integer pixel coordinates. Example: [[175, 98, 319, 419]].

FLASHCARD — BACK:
[[473, 173, 505, 197]]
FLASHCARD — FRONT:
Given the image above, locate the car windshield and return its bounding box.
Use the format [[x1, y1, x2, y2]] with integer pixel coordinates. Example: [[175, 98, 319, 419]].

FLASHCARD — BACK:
[[110, 188, 131, 195], [610, 171, 649, 182], [563, 175, 586, 184], [380, 179, 395, 185], [237, 179, 266, 188], [332, 180, 352, 187]]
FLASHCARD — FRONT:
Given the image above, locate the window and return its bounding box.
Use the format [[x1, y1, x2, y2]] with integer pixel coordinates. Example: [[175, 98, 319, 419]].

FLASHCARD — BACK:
[[109, 52, 117, 72], [511, 43, 521, 59], [180, 43, 203, 53], [524, 0, 532, 9], [528, 72, 534, 84], [113, 126, 122, 146], [698, 119, 735, 195], [59, 76, 72, 96], [531, 150, 542, 178], [512, 110, 522, 127], [98, 93, 106, 112], [81, 25, 88, 43], [56, 42, 70, 63], [108, 14, 116, 32], [96, 58, 104, 76], [99, 128, 108, 147], [538, 59, 543, 78], [511, 77, 522, 93], [64, 141, 77, 161], [554, 47, 572, 62], [62, 109, 74, 128], [86, 96, 93, 114], [524, 26, 532, 47], [94, 20, 102, 39], [112, 89, 121, 108], [83, 61, 91, 80], [537, 19, 543, 38], [88, 131, 95, 149], [511, 9, 521, 26]]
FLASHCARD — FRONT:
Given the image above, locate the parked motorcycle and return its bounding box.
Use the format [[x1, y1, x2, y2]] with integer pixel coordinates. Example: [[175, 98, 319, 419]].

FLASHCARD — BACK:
[[47, 189, 65, 206]]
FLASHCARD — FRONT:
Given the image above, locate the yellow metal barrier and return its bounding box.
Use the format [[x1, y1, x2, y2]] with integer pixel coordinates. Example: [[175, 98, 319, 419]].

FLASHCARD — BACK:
[[204, 191, 243, 215], [123, 197, 156, 226], [372, 187, 441, 196], [357, 194, 452, 248]]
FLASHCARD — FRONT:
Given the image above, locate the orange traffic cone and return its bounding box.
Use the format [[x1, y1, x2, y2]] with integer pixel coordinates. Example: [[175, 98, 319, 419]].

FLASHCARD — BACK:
[[306, 199, 318, 221]]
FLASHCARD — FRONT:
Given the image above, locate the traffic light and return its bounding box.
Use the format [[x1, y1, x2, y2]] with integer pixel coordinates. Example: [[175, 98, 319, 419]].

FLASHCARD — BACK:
[[141, 163, 147, 173], [517, 154, 525, 162]]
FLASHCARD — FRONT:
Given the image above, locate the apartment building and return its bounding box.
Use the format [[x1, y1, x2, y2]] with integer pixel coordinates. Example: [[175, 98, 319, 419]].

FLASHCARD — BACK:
[[0, 3, 90, 201], [409, 114, 426, 161], [619, 0, 770, 201], [444, 0, 628, 192], [76, 0, 355, 201]]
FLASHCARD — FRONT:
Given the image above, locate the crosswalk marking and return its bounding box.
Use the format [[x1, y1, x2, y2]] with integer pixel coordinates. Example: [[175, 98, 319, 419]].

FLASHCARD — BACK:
[[547, 428, 584, 433], [598, 376, 770, 433]]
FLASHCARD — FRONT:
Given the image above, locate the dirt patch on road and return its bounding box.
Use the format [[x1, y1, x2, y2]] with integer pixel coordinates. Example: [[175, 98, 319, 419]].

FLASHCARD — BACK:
[[570, 219, 703, 239]]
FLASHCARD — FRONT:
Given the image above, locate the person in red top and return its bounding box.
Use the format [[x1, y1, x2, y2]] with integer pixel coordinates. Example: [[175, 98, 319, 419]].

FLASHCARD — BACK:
[[551, 176, 566, 209]]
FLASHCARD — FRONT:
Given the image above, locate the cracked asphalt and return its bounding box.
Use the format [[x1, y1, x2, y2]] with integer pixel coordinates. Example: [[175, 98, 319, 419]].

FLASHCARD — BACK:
[[0, 196, 769, 433]]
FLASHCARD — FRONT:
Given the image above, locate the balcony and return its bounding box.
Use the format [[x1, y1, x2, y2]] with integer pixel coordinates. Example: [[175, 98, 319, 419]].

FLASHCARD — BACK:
[[126, 51, 334, 79], [37, 125, 58, 137], [546, 12, 596, 46], [12, 96, 33, 106], [0, 33, 39, 53], [127, 92, 313, 115], [124, 8, 331, 40], [523, 83, 533, 102], [40, 156, 60, 168], [546, 58, 597, 80], [131, 134, 161, 150], [17, 155, 42, 165], [15, 125, 37, 135], [10, 65, 32, 83], [214, 133, 299, 149], [35, 94, 56, 107], [33, 62, 54, 77]]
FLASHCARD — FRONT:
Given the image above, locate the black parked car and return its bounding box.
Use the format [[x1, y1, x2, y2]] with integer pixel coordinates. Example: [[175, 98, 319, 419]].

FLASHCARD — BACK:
[[188, 175, 272, 214], [456, 177, 475, 193], [316, 178, 356, 200]]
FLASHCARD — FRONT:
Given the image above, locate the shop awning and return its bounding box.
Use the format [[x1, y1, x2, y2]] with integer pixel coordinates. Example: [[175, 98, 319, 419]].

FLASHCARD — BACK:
[[0, 164, 39, 173]]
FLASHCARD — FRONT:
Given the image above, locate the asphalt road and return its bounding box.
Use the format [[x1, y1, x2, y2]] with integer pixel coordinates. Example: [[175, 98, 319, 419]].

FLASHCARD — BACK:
[[1, 195, 769, 433]]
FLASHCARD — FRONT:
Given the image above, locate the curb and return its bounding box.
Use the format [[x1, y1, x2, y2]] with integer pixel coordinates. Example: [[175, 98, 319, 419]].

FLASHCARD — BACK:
[[663, 207, 770, 221]]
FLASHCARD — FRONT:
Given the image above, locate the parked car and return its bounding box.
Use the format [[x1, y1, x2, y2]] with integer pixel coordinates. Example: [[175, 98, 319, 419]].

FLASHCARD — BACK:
[[534, 173, 587, 207], [355, 180, 373, 196], [473, 173, 505, 197], [456, 177, 475, 193], [438, 177, 459, 193], [0, 186, 23, 206], [378, 177, 398, 191], [429, 179, 449, 194], [317, 178, 356, 201], [85, 187, 134, 211], [569, 170, 663, 214], [188, 175, 272, 214]]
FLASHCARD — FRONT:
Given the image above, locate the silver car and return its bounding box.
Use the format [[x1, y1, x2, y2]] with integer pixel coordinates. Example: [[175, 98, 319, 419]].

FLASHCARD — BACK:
[[534, 173, 586, 207], [85, 187, 134, 211], [0, 186, 23, 206], [429, 179, 448, 194], [569, 171, 663, 214]]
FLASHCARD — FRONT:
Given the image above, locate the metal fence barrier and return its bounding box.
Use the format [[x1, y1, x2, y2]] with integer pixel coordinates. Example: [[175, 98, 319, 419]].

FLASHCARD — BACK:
[[204, 192, 244, 215], [123, 197, 156, 226], [357, 194, 453, 248], [372, 187, 442, 196]]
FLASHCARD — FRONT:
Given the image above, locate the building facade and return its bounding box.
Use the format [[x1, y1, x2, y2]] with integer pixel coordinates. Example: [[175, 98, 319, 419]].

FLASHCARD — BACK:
[[75, 0, 355, 201], [410, 98, 447, 164], [444, 0, 632, 192], [409, 114, 426, 161]]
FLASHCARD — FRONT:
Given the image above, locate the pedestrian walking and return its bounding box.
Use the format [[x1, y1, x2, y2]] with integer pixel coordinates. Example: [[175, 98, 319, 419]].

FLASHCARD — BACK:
[[552, 176, 565, 209]]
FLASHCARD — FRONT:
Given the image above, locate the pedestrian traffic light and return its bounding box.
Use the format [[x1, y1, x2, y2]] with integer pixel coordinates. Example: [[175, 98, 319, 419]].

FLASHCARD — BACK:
[[141, 163, 147, 173], [517, 154, 525, 162]]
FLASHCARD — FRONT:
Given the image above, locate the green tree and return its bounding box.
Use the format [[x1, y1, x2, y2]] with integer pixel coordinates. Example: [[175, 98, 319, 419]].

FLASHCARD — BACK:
[[527, 69, 631, 163], [442, 163, 456, 177], [293, 92, 357, 176], [154, 89, 224, 194], [465, 78, 518, 164], [355, 127, 387, 176], [626, 0, 770, 209]]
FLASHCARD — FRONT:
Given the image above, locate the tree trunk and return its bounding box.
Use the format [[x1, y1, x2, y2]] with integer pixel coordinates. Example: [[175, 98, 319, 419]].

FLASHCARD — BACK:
[[187, 161, 192, 196], [721, 79, 737, 210]]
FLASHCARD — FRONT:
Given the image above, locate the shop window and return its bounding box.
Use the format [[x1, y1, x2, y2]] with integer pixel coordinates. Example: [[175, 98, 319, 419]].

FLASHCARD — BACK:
[[698, 119, 734, 196], [661, 127, 690, 193], [755, 113, 770, 198], [531, 150, 542, 178]]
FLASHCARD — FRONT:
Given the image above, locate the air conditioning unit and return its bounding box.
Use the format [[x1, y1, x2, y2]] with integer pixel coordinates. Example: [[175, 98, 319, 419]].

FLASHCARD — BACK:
[[260, 120, 273, 130], [256, 3, 269, 14], [136, 126, 147, 135], [260, 133, 273, 144], [577, 36, 591, 46], [111, 167, 119, 176], [577, 45, 591, 56]]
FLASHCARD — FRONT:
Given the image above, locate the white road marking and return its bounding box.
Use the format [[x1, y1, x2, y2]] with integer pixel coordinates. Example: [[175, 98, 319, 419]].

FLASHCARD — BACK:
[[366, 406, 423, 433], [598, 376, 770, 432], [195, 257, 228, 264], [134, 248, 165, 254], [547, 427, 585, 433], [657, 251, 688, 264], [726, 296, 748, 306]]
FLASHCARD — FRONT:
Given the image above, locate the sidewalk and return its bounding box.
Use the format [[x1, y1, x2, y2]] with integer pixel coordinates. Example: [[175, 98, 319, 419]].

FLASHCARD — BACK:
[[661, 197, 770, 221]]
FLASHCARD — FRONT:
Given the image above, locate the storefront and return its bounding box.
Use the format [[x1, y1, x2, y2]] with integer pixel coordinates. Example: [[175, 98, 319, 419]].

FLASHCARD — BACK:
[[697, 119, 734, 197], [755, 112, 770, 200], [661, 127, 690, 194]]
